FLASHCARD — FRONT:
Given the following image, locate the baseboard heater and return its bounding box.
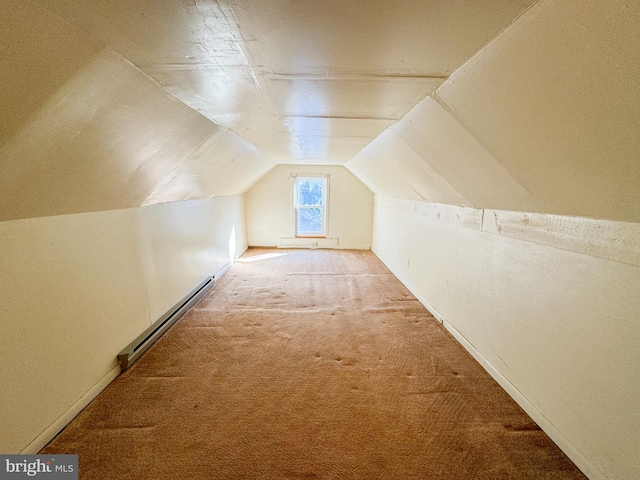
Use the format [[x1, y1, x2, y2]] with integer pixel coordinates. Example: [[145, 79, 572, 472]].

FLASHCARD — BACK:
[[117, 275, 215, 371]]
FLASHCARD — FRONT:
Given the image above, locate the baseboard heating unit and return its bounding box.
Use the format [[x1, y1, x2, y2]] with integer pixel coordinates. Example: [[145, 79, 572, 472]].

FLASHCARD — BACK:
[[117, 275, 215, 371]]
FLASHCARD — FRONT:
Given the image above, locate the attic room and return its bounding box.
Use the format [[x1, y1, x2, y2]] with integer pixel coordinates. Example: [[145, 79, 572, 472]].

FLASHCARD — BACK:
[[1, 1, 638, 479]]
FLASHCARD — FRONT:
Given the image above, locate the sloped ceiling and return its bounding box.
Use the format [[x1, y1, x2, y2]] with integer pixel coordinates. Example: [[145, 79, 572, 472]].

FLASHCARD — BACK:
[[0, 0, 536, 221], [38, 0, 536, 164], [2, 0, 639, 222], [348, 0, 640, 222]]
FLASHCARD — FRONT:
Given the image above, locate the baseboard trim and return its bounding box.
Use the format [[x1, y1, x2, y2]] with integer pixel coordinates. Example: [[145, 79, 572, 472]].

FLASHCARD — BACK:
[[21, 365, 121, 454], [440, 320, 605, 480], [21, 254, 245, 454], [372, 248, 446, 325], [371, 247, 606, 480], [248, 244, 371, 251], [235, 245, 249, 261]]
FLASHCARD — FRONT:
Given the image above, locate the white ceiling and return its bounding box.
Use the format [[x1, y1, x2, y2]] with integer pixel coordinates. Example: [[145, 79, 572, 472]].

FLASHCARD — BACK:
[[41, 0, 537, 164], [4, 1, 640, 223]]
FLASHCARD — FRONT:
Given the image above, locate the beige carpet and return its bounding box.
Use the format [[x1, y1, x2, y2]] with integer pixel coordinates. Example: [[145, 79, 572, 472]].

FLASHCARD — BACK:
[[42, 248, 586, 479]]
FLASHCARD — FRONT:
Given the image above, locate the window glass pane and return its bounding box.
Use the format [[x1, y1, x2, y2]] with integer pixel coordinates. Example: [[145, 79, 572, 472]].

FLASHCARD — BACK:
[[297, 178, 325, 206], [294, 176, 327, 237], [297, 207, 323, 235]]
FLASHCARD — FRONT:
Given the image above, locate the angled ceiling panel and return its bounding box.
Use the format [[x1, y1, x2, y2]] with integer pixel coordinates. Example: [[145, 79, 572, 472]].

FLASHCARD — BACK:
[[143, 128, 275, 205], [0, 0, 273, 221], [347, 128, 468, 205], [435, 0, 640, 222], [0, 1, 103, 147], [268, 77, 443, 120], [17, 0, 630, 221], [232, 0, 534, 75], [283, 117, 396, 164], [40, 0, 536, 164], [389, 96, 545, 212], [0, 46, 215, 221]]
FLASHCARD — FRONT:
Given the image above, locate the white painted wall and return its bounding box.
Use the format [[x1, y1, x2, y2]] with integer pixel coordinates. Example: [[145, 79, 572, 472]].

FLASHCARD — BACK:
[[246, 164, 373, 249], [347, 5, 640, 477], [372, 195, 640, 480], [0, 195, 247, 453]]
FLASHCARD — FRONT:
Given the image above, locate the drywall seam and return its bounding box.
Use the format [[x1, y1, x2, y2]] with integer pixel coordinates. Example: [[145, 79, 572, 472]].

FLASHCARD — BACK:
[[367, 0, 546, 199], [387, 161, 425, 201], [430, 0, 543, 97], [376, 195, 640, 267], [266, 72, 449, 81], [387, 129, 471, 205], [415, 202, 482, 230], [482, 209, 640, 267], [213, 2, 297, 145], [215, 2, 262, 91], [375, 196, 480, 231], [38, 2, 221, 132], [140, 129, 222, 204], [420, 104, 512, 193], [36, 2, 106, 50], [371, 246, 606, 480], [20, 365, 121, 454], [427, 93, 537, 198], [108, 51, 236, 189], [374, 196, 415, 215]]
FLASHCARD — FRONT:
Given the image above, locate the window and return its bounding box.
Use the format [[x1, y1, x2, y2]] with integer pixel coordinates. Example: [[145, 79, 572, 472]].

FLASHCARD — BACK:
[[294, 176, 328, 237]]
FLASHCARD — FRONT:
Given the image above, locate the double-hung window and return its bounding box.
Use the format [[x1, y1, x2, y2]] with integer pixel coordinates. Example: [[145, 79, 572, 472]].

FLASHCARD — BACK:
[[294, 176, 327, 237]]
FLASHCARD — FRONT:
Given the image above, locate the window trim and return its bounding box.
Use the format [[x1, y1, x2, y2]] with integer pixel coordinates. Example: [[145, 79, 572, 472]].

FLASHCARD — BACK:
[[293, 174, 329, 238]]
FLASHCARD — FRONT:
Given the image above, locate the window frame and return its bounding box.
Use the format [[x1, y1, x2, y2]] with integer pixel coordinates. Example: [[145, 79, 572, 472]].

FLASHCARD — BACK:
[[293, 174, 329, 238]]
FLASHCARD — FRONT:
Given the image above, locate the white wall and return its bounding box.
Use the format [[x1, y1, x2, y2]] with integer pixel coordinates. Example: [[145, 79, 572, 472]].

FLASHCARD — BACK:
[[1, 0, 263, 456], [372, 195, 640, 480], [137, 196, 247, 320], [0, 195, 247, 454], [246, 164, 373, 249], [347, 5, 640, 477]]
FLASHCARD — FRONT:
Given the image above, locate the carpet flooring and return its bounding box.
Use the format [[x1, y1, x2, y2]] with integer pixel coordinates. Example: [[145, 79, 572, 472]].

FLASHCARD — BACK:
[[42, 248, 586, 479]]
